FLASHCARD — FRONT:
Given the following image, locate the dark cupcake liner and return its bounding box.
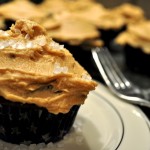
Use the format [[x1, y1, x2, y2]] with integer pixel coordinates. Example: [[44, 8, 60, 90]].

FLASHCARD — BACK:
[[124, 45, 150, 75], [99, 26, 126, 50], [0, 97, 80, 145]]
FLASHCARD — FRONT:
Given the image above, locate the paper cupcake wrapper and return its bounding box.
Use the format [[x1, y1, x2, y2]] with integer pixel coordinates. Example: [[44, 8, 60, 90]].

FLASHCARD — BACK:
[[0, 97, 80, 144]]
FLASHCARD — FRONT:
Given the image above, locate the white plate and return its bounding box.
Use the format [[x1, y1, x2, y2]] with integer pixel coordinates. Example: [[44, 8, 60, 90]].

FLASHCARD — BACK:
[[61, 83, 150, 150], [1, 83, 150, 150]]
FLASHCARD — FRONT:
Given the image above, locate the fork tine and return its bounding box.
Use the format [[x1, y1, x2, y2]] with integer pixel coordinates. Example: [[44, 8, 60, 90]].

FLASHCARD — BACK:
[[92, 47, 111, 86], [103, 47, 131, 88], [97, 48, 125, 89], [92, 47, 120, 89], [92, 47, 150, 108], [92, 47, 128, 89]]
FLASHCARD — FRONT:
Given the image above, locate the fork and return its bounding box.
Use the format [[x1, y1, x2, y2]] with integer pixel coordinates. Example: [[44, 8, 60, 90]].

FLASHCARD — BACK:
[[92, 47, 150, 108]]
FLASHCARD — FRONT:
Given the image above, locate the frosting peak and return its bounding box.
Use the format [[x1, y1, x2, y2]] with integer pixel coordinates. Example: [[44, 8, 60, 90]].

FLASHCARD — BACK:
[[11, 19, 47, 38]]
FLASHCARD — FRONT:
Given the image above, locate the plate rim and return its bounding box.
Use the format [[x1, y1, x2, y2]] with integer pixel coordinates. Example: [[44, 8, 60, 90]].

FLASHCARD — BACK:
[[93, 83, 150, 150], [92, 91, 125, 150]]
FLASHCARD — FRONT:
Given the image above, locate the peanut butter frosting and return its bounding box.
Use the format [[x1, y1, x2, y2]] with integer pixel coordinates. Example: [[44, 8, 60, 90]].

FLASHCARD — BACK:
[[65, 0, 125, 30], [67, 0, 107, 26], [0, 0, 46, 20], [0, 19, 97, 114], [37, 0, 68, 14], [112, 3, 145, 24], [115, 20, 150, 54], [96, 11, 126, 30], [32, 14, 61, 30], [48, 15, 100, 45], [0, 0, 146, 46], [38, 0, 102, 45]]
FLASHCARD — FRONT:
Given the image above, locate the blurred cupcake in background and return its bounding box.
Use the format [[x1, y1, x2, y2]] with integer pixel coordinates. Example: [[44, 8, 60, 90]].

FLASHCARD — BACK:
[[101, 3, 145, 51], [115, 20, 150, 75], [0, 0, 147, 79], [65, 0, 123, 49], [37, 0, 104, 47], [94, 11, 126, 49]]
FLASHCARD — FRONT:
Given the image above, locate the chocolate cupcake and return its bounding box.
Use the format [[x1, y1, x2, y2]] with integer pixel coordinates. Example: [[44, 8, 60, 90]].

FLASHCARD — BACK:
[[63, 0, 126, 49], [62, 0, 116, 48], [115, 20, 150, 75], [96, 11, 126, 48], [97, 3, 145, 50], [0, 19, 97, 144], [108, 3, 146, 51]]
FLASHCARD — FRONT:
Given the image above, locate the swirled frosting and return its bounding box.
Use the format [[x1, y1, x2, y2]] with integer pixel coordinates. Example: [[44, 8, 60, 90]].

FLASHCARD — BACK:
[[0, 19, 97, 114]]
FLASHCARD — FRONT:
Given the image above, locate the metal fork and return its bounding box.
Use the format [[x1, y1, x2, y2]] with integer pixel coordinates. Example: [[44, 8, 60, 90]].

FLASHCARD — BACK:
[[92, 47, 150, 108]]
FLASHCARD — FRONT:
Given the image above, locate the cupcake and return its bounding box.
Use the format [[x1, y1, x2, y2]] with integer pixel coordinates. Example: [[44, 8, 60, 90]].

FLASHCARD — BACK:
[[57, 0, 108, 50], [0, 19, 97, 144], [108, 3, 146, 51], [96, 11, 126, 48], [66, 0, 106, 26], [63, 0, 126, 49], [96, 3, 145, 50], [37, 0, 102, 45], [115, 20, 150, 75]]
